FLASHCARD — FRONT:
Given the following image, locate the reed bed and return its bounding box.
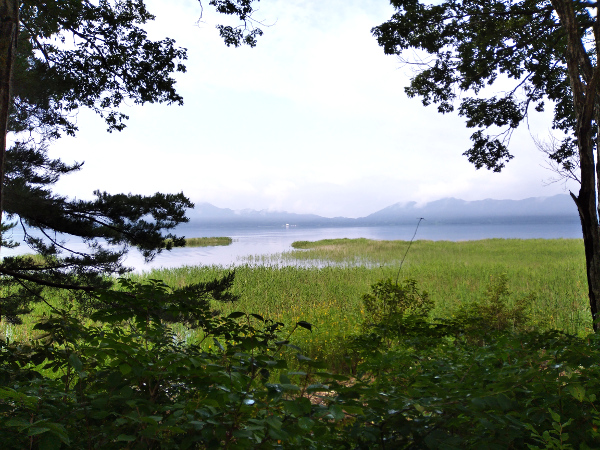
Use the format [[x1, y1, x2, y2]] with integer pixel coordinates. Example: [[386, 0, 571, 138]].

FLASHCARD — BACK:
[[1, 238, 589, 365], [184, 236, 233, 247], [128, 238, 590, 362]]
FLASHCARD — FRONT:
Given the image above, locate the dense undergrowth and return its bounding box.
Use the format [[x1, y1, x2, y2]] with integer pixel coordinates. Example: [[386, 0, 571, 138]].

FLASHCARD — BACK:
[[1, 238, 598, 448]]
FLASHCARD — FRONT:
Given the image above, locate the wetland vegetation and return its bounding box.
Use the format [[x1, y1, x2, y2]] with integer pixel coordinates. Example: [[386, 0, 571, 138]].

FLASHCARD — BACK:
[[3, 237, 600, 448], [133, 238, 590, 353], [183, 236, 233, 247]]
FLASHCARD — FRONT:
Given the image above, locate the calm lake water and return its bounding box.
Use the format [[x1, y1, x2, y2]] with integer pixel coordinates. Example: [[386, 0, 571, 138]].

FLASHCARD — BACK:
[[124, 219, 582, 272], [3, 219, 582, 273]]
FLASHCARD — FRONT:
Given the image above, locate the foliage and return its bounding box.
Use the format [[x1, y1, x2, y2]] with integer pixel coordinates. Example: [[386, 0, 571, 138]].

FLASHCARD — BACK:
[[14, 0, 262, 138], [0, 0, 263, 320], [372, 0, 600, 330], [181, 236, 233, 247], [372, 0, 575, 172], [335, 327, 600, 449], [2, 273, 600, 448], [362, 277, 433, 326], [451, 273, 542, 341], [0, 277, 337, 449], [330, 273, 600, 447]]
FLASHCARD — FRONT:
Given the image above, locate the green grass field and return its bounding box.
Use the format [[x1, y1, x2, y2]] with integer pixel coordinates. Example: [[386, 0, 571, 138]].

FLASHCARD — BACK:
[[124, 238, 589, 362], [1, 238, 589, 365]]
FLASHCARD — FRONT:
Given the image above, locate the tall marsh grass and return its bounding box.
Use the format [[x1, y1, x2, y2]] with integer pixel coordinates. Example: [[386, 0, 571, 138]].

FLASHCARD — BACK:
[[184, 236, 233, 247], [127, 238, 589, 364], [2, 238, 589, 366]]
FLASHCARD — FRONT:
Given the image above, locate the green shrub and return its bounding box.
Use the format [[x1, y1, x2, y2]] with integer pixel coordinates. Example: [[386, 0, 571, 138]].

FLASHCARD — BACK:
[[331, 329, 600, 449], [0, 278, 345, 449], [362, 278, 432, 326], [2, 272, 600, 449], [451, 273, 543, 343]]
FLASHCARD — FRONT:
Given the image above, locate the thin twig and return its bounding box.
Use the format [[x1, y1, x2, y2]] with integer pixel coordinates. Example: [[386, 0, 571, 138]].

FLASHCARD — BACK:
[[395, 218, 424, 285]]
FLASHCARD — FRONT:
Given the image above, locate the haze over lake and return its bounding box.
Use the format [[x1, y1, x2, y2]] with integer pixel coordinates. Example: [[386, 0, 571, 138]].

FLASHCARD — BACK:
[[2, 219, 582, 272], [3, 195, 582, 272], [124, 218, 582, 272]]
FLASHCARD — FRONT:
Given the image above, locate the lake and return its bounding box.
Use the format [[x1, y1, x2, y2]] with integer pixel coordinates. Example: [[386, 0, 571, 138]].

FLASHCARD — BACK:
[[124, 219, 583, 272], [2, 219, 582, 272]]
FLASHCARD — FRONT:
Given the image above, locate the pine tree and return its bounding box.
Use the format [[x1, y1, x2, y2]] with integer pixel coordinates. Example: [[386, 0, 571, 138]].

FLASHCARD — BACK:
[[0, 0, 262, 323]]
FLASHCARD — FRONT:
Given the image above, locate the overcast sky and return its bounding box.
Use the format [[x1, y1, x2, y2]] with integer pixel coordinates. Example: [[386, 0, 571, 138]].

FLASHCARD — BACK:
[[50, 0, 578, 218]]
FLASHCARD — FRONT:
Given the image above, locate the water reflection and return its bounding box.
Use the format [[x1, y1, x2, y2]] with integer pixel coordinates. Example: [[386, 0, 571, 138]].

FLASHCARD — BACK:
[[125, 221, 582, 272], [1, 221, 582, 273]]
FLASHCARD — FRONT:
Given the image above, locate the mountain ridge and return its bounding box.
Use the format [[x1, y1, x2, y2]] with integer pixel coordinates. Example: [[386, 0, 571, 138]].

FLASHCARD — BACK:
[[187, 194, 579, 227]]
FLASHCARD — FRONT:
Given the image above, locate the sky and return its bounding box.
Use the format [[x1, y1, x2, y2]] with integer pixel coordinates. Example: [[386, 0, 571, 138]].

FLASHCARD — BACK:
[[49, 0, 578, 218]]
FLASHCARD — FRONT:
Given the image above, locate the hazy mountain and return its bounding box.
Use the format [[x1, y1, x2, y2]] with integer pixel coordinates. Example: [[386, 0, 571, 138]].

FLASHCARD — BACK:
[[188, 202, 337, 226], [188, 195, 579, 227], [359, 195, 578, 225]]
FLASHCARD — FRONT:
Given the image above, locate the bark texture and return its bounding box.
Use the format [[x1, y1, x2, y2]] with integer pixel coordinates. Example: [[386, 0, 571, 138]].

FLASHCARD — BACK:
[[552, 0, 600, 330], [0, 0, 18, 230]]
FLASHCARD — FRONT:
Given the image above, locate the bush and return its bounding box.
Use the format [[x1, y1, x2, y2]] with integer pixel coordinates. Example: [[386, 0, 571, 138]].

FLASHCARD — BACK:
[[362, 278, 433, 326], [0, 277, 343, 448], [2, 274, 600, 449], [450, 273, 542, 344], [332, 329, 600, 448]]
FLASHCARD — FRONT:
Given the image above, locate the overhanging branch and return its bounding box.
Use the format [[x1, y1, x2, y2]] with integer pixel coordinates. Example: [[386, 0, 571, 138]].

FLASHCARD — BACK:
[[0, 266, 97, 292]]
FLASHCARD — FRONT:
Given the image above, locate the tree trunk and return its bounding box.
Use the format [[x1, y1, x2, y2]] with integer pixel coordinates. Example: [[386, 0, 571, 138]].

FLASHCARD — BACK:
[[570, 91, 600, 332], [571, 188, 600, 332], [0, 0, 18, 238], [551, 0, 600, 331]]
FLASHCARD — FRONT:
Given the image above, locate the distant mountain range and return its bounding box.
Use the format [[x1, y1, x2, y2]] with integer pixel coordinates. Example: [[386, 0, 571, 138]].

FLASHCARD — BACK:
[[186, 194, 580, 227]]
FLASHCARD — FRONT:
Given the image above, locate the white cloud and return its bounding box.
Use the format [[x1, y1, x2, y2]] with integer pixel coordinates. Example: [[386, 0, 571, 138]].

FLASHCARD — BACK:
[[46, 0, 574, 218]]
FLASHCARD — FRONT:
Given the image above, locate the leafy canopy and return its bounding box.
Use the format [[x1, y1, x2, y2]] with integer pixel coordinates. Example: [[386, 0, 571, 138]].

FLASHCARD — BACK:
[[0, 0, 263, 322], [372, 0, 577, 172]]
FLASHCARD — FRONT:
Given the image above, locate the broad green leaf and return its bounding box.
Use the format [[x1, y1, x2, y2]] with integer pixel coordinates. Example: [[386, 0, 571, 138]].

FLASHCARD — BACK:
[[279, 373, 290, 384], [268, 427, 289, 441], [233, 429, 253, 439], [0, 388, 37, 409], [341, 405, 364, 415], [283, 398, 311, 416], [549, 408, 561, 423], [6, 419, 30, 429], [266, 415, 283, 430], [213, 338, 225, 352], [305, 360, 328, 369], [116, 434, 136, 442], [329, 405, 345, 421], [566, 384, 585, 402], [298, 417, 314, 430], [284, 343, 302, 352], [496, 393, 513, 411], [27, 426, 50, 436], [189, 357, 201, 367], [68, 353, 83, 372]]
